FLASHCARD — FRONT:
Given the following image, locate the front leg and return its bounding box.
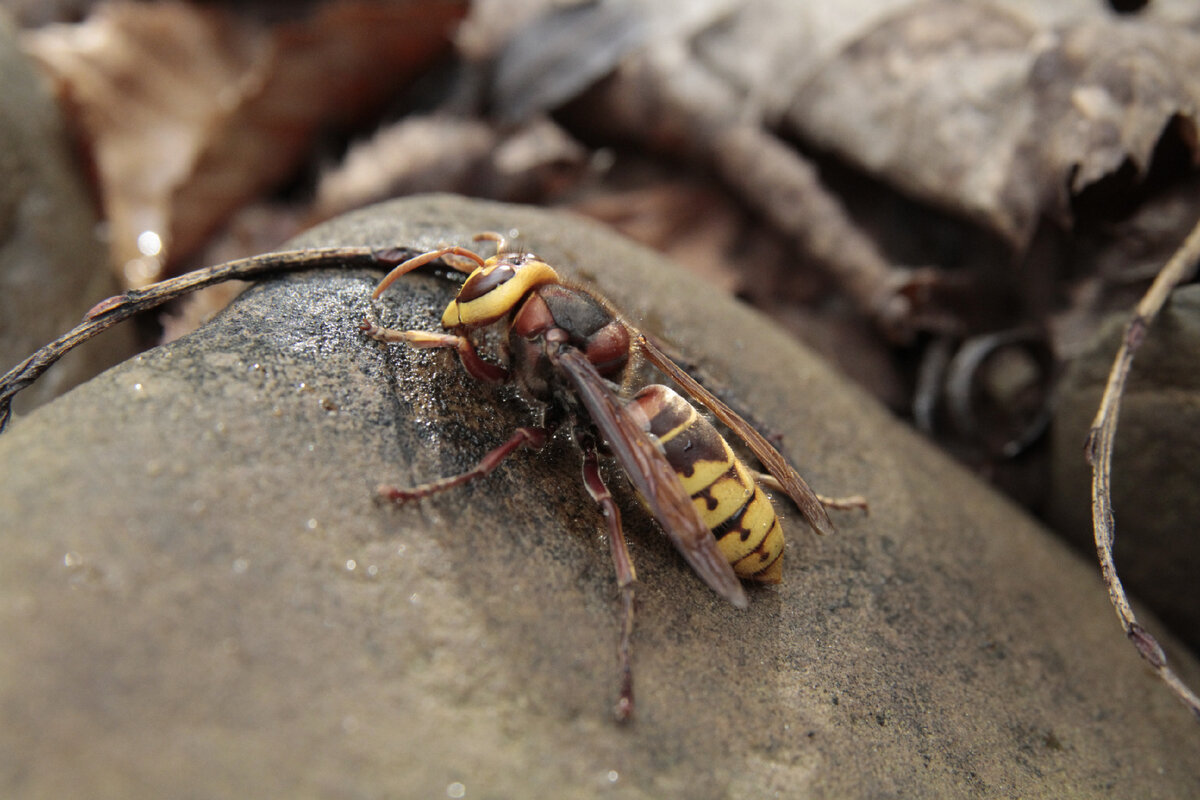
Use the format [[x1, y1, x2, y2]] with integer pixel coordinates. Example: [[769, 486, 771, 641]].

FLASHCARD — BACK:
[[360, 319, 508, 384]]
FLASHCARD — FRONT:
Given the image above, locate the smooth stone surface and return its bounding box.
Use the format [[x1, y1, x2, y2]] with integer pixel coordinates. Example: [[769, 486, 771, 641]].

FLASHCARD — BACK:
[[2, 195, 1198, 798]]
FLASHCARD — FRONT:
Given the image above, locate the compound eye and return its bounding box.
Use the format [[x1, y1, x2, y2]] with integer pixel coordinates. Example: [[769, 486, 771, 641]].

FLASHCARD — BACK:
[[457, 264, 516, 303]]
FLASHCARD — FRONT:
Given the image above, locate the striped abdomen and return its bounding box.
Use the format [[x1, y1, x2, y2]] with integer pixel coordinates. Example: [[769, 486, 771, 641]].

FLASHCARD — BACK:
[[630, 385, 784, 583]]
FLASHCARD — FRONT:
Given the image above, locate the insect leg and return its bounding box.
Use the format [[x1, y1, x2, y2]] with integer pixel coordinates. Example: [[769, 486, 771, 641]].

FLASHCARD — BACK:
[[360, 321, 459, 348], [360, 320, 508, 383], [578, 431, 638, 722], [750, 471, 869, 514], [377, 426, 547, 502]]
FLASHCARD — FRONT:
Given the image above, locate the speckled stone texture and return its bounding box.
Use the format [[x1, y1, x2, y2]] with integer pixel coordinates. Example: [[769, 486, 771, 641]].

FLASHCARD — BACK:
[[2, 195, 1198, 799]]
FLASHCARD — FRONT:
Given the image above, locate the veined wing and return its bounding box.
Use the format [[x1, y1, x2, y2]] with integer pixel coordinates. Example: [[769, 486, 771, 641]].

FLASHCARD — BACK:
[[635, 332, 835, 537], [550, 345, 748, 608]]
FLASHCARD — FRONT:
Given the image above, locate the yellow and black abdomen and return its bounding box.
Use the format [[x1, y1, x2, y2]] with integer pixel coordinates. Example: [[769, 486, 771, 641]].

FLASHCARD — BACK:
[[630, 385, 784, 583]]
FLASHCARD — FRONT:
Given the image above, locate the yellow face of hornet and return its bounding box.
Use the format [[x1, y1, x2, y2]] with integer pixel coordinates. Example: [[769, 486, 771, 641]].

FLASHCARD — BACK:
[[441, 253, 560, 329]]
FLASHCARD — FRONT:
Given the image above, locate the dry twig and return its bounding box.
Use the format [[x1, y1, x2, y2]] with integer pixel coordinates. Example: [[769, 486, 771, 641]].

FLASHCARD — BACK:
[[0, 247, 403, 432], [1086, 217, 1200, 720]]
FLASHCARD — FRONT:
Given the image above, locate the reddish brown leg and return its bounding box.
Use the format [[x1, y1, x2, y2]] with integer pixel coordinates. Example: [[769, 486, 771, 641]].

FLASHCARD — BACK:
[[579, 432, 638, 722], [360, 320, 508, 384], [750, 471, 869, 513], [378, 427, 547, 502]]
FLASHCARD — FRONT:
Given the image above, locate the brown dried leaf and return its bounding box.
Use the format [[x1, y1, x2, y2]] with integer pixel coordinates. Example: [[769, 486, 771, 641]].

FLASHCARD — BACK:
[[493, 0, 1200, 251], [785, 1, 1200, 246], [569, 179, 746, 294], [22, 0, 466, 286], [314, 115, 587, 219]]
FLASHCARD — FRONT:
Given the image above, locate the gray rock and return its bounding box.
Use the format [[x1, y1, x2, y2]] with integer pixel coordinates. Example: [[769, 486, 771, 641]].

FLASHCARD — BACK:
[[2, 195, 1198, 798]]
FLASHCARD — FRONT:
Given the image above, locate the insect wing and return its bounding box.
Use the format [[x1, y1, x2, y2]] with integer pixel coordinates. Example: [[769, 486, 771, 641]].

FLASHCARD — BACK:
[[551, 346, 748, 608], [635, 333, 836, 537]]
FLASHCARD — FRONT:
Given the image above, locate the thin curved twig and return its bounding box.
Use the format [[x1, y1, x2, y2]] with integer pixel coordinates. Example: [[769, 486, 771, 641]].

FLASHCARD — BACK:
[[0, 246, 402, 432], [1085, 217, 1200, 721]]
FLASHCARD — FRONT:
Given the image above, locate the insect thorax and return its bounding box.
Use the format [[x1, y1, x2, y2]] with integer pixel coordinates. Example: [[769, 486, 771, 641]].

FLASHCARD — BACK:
[[510, 284, 631, 399]]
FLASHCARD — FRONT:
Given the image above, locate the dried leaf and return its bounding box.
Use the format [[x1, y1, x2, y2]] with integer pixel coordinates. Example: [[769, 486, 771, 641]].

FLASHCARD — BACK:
[[569, 179, 746, 294], [314, 115, 587, 218], [786, 1, 1200, 246], [492, 0, 1200, 251], [22, 0, 466, 285], [484, 0, 735, 121]]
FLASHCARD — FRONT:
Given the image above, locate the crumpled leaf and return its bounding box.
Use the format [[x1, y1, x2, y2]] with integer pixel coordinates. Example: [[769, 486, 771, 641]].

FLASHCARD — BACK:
[[492, 0, 1200, 251], [784, 1, 1200, 247], [314, 115, 588, 219], [22, 0, 467, 286]]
